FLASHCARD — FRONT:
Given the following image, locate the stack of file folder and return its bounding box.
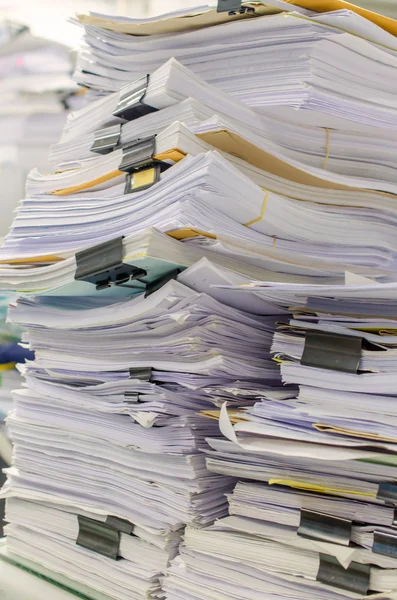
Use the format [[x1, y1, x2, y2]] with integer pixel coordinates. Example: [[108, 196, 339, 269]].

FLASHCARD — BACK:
[[2, 2, 397, 599]]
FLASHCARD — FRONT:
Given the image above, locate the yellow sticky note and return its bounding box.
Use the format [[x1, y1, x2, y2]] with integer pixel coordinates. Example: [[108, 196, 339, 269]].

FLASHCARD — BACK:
[[132, 168, 157, 191]]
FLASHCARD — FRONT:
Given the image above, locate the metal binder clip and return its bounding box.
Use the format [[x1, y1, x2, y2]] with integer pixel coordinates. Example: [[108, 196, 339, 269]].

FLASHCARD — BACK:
[[105, 516, 135, 536], [144, 268, 182, 298], [119, 135, 171, 194], [91, 125, 121, 155], [217, 0, 254, 14], [301, 330, 363, 374], [77, 515, 121, 560], [129, 367, 153, 381], [124, 391, 142, 403], [316, 554, 370, 595], [373, 530, 397, 559], [114, 75, 158, 122], [76, 515, 135, 560], [298, 510, 352, 546], [377, 483, 397, 506], [217, 0, 241, 12], [75, 237, 147, 291]]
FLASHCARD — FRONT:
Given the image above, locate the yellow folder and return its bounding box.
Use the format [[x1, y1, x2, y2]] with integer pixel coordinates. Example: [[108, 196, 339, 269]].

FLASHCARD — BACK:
[[284, 0, 397, 37], [77, 3, 282, 36]]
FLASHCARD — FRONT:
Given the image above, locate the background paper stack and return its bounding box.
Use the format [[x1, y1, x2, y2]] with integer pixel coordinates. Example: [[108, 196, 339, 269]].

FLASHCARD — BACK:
[[1, 2, 397, 600], [0, 19, 81, 240]]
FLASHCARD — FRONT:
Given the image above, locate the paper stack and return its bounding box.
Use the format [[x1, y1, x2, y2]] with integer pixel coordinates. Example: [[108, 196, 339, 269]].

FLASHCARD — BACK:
[[75, 3, 397, 131], [1, 2, 397, 599], [0, 273, 284, 598], [177, 280, 397, 600]]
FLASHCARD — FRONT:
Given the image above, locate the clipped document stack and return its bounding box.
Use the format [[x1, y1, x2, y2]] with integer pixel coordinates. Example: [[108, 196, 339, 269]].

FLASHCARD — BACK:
[[0, 261, 283, 599], [0, 9, 284, 598], [75, 2, 397, 131], [190, 280, 397, 600], [2, 1, 397, 599]]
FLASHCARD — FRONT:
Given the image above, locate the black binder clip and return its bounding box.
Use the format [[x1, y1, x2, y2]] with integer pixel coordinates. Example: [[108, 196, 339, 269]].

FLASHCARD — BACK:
[[217, 0, 254, 15], [105, 516, 135, 536], [301, 330, 363, 374], [298, 509, 352, 547], [76, 515, 135, 560], [316, 554, 370, 595], [373, 530, 397, 559], [113, 75, 158, 122], [77, 515, 121, 560], [75, 237, 147, 291], [119, 135, 171, 194], [124, 391, 142, 403], [91, 125, 121, 155], [129, 367, 153, 381], [144, 268, 182, 298], [377, 483, 397, 506]]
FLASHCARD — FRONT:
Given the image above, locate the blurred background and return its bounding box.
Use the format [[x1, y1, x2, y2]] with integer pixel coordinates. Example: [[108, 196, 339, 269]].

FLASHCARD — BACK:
[[0, 0, 396, 47], [0, 0, 203, 46]]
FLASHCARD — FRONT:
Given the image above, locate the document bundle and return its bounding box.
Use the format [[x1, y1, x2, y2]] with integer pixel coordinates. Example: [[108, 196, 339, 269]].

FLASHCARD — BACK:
[[0, 275, 282, 600], [2, 2, 397, 600], [181, 280, 397, 600], [75, 4, 397, 131]]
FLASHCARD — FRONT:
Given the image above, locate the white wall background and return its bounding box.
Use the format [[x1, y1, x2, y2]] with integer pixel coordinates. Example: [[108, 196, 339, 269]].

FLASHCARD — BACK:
[[0, 1, 396, 47], [0, 0, 202, 46]]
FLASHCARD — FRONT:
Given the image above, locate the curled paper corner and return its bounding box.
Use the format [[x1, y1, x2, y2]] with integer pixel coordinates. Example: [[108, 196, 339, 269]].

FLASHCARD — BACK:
[[131, 412, 158, 428], [219, 402, 239, 444]]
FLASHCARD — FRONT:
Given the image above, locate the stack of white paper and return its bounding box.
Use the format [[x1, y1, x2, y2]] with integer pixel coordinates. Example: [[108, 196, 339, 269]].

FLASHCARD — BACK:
[[75, 6, 397, 131], [191, 279, 397, 598], [51, 58, 397, 189], [1, 2, 397, 599], [0, 274, 283, 598], [3, 116, 397, 282]]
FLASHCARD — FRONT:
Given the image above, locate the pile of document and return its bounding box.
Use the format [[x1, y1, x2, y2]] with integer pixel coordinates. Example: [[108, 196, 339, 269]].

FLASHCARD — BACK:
[[0, 273, 282, 599], [75, 2, 397, 130], [2, 2, 397, 599], [190, 280, 397, 600]]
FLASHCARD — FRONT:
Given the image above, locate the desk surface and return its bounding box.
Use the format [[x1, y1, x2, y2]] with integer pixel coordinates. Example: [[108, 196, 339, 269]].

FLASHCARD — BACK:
[[0, 560, 80, 600], [0, 542, 113, 600]]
